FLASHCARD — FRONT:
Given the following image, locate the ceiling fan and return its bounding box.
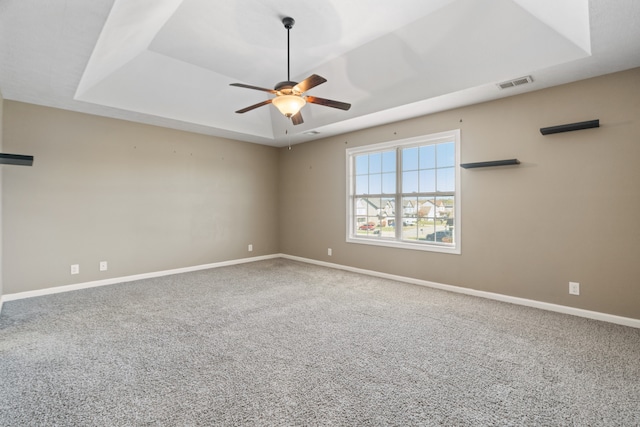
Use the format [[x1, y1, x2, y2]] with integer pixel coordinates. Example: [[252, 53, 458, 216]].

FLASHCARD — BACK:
[[230, 17, 351, 126]]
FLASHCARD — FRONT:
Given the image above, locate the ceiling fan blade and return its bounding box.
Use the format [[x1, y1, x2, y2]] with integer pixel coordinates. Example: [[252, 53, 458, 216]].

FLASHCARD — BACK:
[[293, 74, 327, 94], [291, 111, 304, 125], [230, 83, 277, 94], [235, 99, 272, 114], [306, 96, 351, 111]]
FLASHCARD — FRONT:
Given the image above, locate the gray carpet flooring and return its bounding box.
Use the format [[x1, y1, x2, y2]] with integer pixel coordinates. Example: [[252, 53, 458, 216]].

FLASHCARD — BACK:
[[1, 258, 639, 426]]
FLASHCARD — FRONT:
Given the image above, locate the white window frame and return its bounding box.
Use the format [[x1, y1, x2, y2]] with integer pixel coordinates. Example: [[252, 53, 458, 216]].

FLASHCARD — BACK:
[[346, 129, 461, 254]]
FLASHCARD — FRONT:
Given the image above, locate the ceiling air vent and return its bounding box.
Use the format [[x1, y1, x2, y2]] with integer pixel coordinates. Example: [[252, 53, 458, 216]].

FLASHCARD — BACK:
[[497, 75, 533, 90]]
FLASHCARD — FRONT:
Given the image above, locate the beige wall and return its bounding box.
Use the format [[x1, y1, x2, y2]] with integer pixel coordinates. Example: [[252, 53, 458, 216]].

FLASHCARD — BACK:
[[2, 102, 279, 294], [2, 68, 639, 320], [279, 68, 640, 320]]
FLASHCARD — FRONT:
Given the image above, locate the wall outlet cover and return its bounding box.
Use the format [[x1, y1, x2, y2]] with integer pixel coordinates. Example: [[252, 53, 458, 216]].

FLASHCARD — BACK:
[[569, 281, 580, 295]]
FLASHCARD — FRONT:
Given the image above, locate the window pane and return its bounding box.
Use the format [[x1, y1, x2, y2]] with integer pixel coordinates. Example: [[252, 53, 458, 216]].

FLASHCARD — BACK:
[[402, 196, 417, 217], [357, 216, 378, 236], [369, 174, 382, 194], [380, 197, 395, 219], [437, 196, 455, 224], [424, 196, 455, 244], [355, 175, 368, 194], [420, 221, 436, 242], [437, 167, 455, 192], [424, 227, 454, 243], [369, 152, 382, 173], [355, 155, 368, 175], [417, 198, 434, 219], [419, 145, 435, 169], [368, 197, 381, 214], [382, 172, 396, 194], [356, 196, 381, 237], [380, 221, 395, 238], [379, 197, 396, 238], [402, 147, 419, 171], [402, 221, 418, 240], [382, 151, 396, 173], [355, 198, 368, 217], [419, 169, 436, 193], [417, 199, 435, 240], [436, 142, 455, 167], [402, 171, 418, 193]]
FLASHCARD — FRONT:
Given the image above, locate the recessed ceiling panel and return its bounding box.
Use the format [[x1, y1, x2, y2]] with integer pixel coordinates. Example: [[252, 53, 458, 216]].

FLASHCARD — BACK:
[[273, 0, 592, 126], [149, 0, 455, 83], [2, 0, 637, 147]]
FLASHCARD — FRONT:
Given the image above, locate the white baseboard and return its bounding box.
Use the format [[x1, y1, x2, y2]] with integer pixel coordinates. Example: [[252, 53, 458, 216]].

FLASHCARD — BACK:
[[3, 253, 638, 329], [281, 254, 640, 329], [2, 254, 280, 302]]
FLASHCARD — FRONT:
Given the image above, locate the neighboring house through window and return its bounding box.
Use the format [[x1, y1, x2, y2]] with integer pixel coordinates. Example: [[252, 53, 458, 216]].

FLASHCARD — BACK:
[[346, 129, 461, 254]]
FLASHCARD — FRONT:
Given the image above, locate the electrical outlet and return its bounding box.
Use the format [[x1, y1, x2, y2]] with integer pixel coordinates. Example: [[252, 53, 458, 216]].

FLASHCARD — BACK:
[[569, 282, 580, 295], [248, 244, 253, 252], [71, 264, 79, 275], [328, 248, 332, 256], [99, 261, 108, 272]]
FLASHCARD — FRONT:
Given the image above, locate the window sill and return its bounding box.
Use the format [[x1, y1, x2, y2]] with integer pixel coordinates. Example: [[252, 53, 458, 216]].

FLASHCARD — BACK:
[[346, 236, 461, 255]]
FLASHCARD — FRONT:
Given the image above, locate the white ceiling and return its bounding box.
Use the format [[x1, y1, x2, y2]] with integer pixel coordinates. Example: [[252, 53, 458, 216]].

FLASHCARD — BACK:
[[1, 0, 639, 147]]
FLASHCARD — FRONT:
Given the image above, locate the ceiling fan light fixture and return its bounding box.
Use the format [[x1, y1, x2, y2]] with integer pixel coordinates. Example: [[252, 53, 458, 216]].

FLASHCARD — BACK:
[[272, 94, 306, 117], [230, 16, 350, 125]]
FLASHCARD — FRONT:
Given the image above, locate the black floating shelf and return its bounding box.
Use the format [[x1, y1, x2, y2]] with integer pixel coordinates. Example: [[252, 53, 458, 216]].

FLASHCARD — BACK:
[[0, 153, 34, 166], [460, 159, 520, 169], [540, 119, 599, 135]]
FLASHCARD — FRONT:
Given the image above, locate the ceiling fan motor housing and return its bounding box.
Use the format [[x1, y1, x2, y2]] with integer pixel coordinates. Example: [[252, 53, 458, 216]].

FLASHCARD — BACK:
[[274, 80, 299, 94]]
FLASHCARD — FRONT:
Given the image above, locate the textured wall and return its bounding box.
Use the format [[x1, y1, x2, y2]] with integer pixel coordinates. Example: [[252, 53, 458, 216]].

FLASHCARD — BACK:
[[278, 68, 640, 320], [2, 102, 279, 293]]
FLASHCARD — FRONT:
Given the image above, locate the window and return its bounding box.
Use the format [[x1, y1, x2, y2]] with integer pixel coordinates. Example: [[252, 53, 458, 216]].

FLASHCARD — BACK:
[[346, 130, 460, 254]]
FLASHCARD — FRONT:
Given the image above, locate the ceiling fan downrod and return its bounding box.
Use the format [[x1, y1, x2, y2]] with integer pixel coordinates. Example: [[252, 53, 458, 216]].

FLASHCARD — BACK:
[[283, 17, 295, 82]]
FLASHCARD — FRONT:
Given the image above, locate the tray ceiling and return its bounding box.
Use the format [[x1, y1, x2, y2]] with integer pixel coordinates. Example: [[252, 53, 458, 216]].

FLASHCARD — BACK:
[[1, 0, 639, 146]]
